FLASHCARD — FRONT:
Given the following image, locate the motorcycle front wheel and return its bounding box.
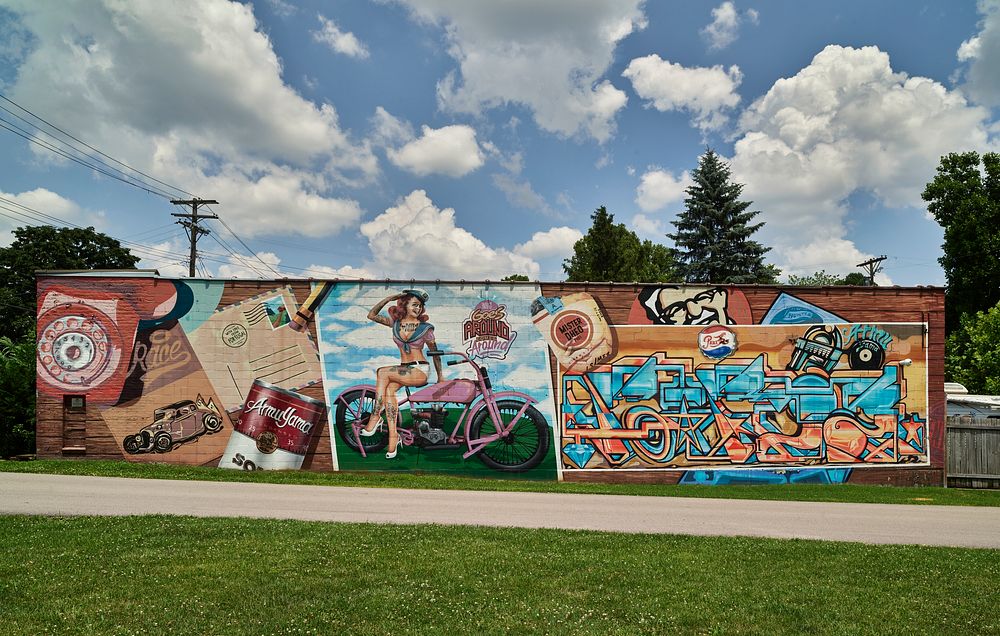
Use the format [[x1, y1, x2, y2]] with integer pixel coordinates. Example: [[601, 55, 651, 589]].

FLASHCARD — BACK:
[[469, 400, 550, 472], [335, 388, 387, 453]]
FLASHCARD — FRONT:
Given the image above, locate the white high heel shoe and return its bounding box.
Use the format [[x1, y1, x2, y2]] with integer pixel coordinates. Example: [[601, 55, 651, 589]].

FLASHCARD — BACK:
[[360, 420, 382, 437], [385, 438, 403, 459]]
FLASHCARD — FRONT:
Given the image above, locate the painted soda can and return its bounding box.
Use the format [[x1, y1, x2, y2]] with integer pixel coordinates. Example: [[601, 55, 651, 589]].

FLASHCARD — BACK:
[[219, 379, 325, 471]]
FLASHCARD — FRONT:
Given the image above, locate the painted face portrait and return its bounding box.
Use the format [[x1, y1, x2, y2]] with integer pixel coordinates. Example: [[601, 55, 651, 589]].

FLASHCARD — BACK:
[[639, 286, 732, 325], [405, 297, 424, 318]]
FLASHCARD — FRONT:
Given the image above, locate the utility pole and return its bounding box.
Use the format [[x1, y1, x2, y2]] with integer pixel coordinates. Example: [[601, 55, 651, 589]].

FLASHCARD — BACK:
[[856, 255, 887, 286], [171, 198, 218, 277]]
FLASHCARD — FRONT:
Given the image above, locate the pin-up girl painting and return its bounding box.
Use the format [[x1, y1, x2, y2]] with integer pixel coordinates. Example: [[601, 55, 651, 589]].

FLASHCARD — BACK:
[[361, 289, 443, 458]]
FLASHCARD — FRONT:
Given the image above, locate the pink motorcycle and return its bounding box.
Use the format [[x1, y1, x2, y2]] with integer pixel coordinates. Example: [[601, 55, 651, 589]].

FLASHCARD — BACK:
[[333, 351, 550, 472]]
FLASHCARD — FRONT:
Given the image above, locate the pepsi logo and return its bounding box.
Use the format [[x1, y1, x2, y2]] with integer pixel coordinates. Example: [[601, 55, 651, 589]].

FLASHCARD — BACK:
[[698, 325, 737, 360]]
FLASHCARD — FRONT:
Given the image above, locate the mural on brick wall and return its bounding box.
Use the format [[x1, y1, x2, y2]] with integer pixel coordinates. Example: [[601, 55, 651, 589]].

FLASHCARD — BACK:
[[558, 324, 927, 471], [315, 283, 558, 477], [543, 286, 929, 479], [627, 285, 754, 325], [34, 276, 936, 484], [36, 278, 325, 470]]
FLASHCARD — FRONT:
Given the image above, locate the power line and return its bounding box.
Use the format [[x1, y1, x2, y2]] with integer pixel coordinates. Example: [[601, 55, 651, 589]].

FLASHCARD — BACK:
[[0, 93, 282, 277], [0, 92, 193, 199], [0, 94, 366, 280], [0, 197, 202, 264], [857, 255, 887, 286], [207, 208, 282, 277], [0, 116, 178, 200], [121, 223, 178, 240], [206, 232, 269, 278], [0, 201, 273, 273]]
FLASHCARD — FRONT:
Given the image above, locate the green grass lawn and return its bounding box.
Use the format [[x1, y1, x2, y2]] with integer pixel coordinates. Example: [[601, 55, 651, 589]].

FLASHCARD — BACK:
[[1, 515, 997, 635], [3, 458, 1000, 506]]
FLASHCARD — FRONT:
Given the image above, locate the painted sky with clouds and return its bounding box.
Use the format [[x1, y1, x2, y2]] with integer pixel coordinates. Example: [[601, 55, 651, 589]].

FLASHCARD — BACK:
[[1, 0, 998, 285], [315, 283, 557, 422]]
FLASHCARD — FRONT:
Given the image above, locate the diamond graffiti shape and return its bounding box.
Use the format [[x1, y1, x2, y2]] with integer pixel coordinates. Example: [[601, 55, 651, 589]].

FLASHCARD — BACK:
[[564, 443, 596, 468]]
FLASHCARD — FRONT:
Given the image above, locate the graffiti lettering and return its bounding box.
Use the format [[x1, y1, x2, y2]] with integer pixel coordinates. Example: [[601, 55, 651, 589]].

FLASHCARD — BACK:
[[703, 333, 728, 346], [470, 306, 507, 322], [463, 301, 517, 360], [846, 324, 893, 349], [561, 346, 926, 470], [558, 317, 586, 342], [232, 453, 262, 471]]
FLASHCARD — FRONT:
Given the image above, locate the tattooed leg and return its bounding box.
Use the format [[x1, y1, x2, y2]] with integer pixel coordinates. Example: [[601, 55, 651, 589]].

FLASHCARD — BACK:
[[363, 395, 385, 434], [385, 382, 401, 449], [365, 367, 391, 433]]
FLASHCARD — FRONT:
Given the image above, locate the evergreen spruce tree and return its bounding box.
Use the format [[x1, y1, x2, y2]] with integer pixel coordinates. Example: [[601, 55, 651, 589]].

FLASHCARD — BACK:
[[669, 149, 778, 284]]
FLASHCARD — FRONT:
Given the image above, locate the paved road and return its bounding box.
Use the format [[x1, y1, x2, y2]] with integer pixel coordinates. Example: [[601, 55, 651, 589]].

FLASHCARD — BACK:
[[3, 472, 999, 548]]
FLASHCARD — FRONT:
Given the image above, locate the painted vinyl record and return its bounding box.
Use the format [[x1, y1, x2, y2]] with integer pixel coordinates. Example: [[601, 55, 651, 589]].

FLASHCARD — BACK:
[[847, 338, 885, 370]]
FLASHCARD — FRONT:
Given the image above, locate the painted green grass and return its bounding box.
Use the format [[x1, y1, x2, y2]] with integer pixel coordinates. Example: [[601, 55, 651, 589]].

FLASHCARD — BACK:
[[330, 406, 558, 480], [4, 459, 1000, 507], [1, 515, 997, 636]]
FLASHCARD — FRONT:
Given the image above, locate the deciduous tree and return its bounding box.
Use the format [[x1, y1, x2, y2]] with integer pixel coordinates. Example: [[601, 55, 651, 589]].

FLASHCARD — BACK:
[[0, 336, 35, 457], [921, 151, 1000, 331], [946, 301, 1000, 394], [0, 226, 139, 340], [563, 207, 677, 282], [787, 270, 869, 286]]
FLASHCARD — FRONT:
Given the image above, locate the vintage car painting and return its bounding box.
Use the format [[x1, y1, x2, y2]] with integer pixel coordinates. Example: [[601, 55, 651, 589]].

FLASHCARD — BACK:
[[122, 396, 224, 454]]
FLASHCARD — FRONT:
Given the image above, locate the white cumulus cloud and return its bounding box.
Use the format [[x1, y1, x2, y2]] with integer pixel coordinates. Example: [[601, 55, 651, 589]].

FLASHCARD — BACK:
[[513, 227, 583, 260], [393, 0, 646, 142], [778, 238, 892, 284], [701, 2, 758, 51], [371, 106, 414, 147], [0, 188, 102, 246], [635, 169, 692, 212], [3, 0, 376, 238], [300, 263, 377, 280], [359, 189, 540, 279], [730, 44, 993, 276], [492, 174, 553, 216], [216, 251, 283, 279], [956, 0, 1000, 107], [622, 55, 742, 131], [387, 124, 485, 177], [313, 14, 369, 59], [630, 213, 665, 238]]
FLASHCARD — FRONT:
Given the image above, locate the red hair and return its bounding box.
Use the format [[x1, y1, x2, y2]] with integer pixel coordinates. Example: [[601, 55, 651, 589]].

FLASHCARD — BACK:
[[387, 294, 428, 323]]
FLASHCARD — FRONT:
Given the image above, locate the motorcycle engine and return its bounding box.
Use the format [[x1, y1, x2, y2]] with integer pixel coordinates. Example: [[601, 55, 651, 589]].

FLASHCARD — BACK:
[[417, 421, 446, 444]]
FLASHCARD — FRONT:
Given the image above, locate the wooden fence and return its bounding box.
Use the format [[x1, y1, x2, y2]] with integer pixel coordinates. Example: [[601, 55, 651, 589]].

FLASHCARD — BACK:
[[947, 415, 1000, 489]]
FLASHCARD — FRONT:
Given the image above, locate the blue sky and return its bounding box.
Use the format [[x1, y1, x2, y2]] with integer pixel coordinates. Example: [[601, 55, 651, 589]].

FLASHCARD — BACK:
[[1, 0, 998, 285]]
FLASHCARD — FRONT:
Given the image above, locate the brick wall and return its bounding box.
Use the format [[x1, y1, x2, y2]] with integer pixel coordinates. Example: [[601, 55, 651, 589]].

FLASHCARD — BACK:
[[36, 274, 944, 486]]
